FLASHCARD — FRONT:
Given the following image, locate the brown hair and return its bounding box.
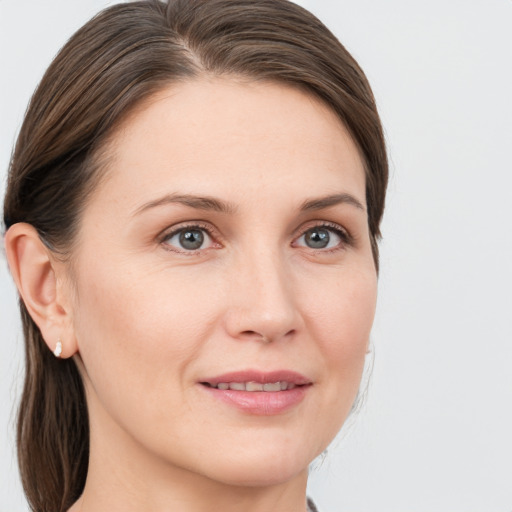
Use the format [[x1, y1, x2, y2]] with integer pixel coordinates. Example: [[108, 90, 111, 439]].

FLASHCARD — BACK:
[[2, 1, 388, 510]]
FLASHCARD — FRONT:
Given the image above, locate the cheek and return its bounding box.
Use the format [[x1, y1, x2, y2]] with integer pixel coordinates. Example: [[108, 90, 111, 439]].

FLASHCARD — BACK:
[[301, 265, 377, 431], [327, 274, 376, 361], [70, 257, 220, 416], [303, 262, 377, 354]]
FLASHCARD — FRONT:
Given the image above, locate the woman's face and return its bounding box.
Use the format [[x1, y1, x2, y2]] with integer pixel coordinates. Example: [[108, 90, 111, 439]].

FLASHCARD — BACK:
[[67, 78, 377, 487]]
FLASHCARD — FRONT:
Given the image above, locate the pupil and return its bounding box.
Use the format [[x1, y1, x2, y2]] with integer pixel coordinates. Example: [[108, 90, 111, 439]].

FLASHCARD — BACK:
[[179, 229, 204, 250], [305, 228, 329, 248]]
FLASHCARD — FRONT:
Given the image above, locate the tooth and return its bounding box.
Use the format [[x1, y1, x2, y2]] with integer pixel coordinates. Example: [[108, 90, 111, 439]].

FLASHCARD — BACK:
[[280, 381, 288, 390], [263, 382, 281, 392], [246, 382, 263, 392], [229, 382, 245, 391], [287, 383, 296, 390], [217, 383, 229, 390]]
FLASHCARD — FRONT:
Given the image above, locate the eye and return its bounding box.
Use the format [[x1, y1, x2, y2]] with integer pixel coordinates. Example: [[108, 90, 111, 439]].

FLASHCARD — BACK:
[[294, 224, 349, 250], [162, 225, 215, 252]]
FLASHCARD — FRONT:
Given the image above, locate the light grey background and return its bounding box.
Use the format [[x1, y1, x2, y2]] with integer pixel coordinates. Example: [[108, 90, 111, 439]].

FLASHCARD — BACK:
[[1, 1, 511, 511]]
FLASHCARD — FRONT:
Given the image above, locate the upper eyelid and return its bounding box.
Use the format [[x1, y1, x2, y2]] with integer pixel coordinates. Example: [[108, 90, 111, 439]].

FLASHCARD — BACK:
[[159, 222, 220, 254], [158, 219, 353, 246], [160, 221, 218, 240], [293, 220, 352, 240]]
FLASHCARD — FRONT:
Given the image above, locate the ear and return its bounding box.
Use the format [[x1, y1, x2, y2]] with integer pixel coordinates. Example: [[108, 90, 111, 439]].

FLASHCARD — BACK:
[[4, 223, 78, 358]]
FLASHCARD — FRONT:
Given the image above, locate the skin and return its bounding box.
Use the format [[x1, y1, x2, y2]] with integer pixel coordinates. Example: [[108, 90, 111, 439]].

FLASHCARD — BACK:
[[6, 78, 377, 512]]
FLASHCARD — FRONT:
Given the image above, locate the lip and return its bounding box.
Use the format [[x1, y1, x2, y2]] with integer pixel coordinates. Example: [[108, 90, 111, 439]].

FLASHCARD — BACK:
[[200, 369, 311, 387], [199, 369, 312, 416]]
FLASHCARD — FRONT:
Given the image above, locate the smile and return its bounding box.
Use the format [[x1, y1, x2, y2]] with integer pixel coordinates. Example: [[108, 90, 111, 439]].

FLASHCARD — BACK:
[[202, 381, 299, 391], [199, 370, 312, 415]]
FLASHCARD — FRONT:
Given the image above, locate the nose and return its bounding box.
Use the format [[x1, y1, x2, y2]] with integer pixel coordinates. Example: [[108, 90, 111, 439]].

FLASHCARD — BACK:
[[223, 248, 302, 344]]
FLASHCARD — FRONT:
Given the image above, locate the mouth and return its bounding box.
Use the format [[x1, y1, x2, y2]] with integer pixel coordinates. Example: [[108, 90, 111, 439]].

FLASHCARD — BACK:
[[201, 381, 302, 391], [199, 370, 312, 415]]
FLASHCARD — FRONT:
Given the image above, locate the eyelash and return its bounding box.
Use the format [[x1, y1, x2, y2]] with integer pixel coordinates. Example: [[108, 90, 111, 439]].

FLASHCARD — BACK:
[[159, 221, 353, 255], [294, 222, 353, 253], [160, 222, 220, 254]]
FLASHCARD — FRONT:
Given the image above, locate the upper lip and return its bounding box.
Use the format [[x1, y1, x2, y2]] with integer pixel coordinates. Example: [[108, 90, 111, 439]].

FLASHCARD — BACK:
[[200, 369, 312, 386]]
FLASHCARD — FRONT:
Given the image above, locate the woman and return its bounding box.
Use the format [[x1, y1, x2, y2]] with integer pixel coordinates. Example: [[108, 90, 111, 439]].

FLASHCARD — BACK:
[[2, 0, 387, 510]]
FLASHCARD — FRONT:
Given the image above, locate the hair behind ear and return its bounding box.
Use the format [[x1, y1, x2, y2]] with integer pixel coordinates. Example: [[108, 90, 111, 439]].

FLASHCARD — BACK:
[[17, 304, 89, 512]]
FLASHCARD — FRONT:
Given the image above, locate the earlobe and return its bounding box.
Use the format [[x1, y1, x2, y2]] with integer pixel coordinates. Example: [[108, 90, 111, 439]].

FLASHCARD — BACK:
[[4, 223, 77, 358]]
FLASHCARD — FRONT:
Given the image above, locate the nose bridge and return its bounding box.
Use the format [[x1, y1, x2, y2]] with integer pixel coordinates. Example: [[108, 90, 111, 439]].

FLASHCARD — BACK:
[[226, 242, 299, 341]]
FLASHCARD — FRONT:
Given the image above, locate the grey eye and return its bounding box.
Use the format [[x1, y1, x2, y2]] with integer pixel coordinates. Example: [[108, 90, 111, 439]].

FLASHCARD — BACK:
[[296, 226, 344, 250], [165, 227, 212, 251], [304, 227, 330, 248], [179, 229, 204, 250]]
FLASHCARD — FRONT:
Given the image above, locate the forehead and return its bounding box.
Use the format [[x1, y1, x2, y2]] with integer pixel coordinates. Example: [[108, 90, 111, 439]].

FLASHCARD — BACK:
[[89, 78, 366, 215]]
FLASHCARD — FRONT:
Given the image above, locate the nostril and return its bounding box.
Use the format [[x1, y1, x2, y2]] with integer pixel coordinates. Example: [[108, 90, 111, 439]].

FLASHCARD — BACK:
[[238, 329, 295, 344], [239, 331, 272, 344], [240, 330, 259, 337]]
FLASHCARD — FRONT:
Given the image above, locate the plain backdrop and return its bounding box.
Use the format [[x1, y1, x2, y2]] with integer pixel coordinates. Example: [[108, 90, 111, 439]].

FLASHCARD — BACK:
[[1, 1, 511, 511]]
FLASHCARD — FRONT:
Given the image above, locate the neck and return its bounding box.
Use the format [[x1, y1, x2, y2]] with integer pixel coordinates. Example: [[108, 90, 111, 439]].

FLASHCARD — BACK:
[[73, 474, 309, 512]]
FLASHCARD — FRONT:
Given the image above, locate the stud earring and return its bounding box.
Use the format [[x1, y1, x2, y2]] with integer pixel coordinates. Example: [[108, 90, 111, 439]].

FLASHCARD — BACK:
[[54, 339, 63, 358]]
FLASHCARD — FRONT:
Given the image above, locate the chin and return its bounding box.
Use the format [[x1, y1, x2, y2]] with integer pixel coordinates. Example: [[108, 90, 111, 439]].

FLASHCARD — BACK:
[[193, 441, 320, 488], [206, 461, 308, 488]]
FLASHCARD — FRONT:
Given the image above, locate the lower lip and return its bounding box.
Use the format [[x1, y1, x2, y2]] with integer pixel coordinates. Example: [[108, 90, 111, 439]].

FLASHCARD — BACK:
[[201, 385, 309, 415]]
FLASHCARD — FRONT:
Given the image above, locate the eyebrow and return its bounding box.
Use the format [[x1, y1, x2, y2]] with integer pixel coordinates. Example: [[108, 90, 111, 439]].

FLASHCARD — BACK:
[[300, 193, 365, 212], [132, 193, 238, 216], [132, 191, 365, 217]]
